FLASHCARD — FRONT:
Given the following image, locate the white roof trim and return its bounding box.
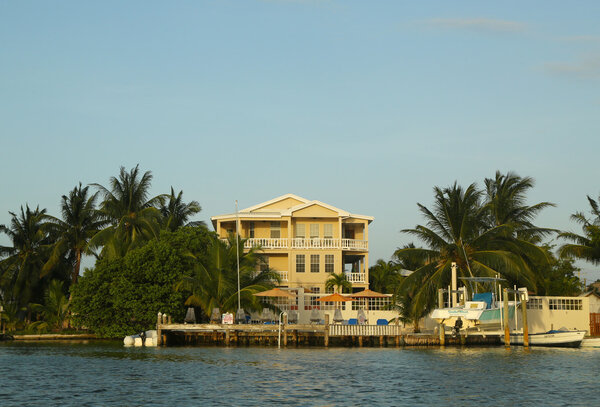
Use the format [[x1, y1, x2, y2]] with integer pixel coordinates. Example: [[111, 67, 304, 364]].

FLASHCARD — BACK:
[[240, 193, 310, 212], [282, 200, 350, 217], [211, 213, 283, 221]]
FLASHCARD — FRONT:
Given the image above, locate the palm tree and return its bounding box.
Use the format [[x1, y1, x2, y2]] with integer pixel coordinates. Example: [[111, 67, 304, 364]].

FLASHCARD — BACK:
[[483, 171, 555, 241], [368, 259, 400, 294], [559, 194, 600, 264], [0, 205, 53, 310], [395, 182, 548, 321], [160, 187, 204, 232], [44, 183, 105, 284], [28, 279, 70, 332], [176, 235, 279, 318], [90, 165, 166, 259], [325, 272, 352, 293]]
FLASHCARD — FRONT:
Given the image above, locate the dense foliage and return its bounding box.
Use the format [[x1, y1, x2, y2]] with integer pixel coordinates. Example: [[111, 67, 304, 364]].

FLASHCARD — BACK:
[[71, 228, 212, 337]]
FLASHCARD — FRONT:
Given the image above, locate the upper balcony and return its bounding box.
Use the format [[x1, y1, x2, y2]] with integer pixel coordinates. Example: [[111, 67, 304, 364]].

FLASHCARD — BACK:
[[235, 237, 368, 251]]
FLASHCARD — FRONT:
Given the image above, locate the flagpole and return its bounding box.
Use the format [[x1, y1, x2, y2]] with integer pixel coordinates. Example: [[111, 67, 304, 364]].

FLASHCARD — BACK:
[[236, 200, 241, 313]]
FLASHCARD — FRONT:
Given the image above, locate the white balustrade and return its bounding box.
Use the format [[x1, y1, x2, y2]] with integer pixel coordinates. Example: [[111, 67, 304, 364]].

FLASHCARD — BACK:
[[244, 238, 288, 249], [346, 273, 366, 283], [222, 237, 368, 251]]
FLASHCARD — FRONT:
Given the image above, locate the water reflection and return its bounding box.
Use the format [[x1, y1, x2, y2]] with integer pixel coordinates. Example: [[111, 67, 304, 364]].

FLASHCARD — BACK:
[[1, 342, 599, 406]]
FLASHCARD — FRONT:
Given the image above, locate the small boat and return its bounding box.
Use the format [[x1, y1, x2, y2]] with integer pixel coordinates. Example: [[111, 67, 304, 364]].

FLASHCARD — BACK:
[[510, 329, 586, 348]]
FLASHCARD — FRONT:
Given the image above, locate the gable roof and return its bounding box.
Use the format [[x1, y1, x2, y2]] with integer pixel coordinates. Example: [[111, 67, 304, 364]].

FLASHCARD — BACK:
[[241, 193, 309, 212], [211, 194, 374, 223]]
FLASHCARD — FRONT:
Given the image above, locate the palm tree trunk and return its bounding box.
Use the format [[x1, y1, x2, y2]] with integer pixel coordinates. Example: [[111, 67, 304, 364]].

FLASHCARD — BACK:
[[72, 249, 82, 285]]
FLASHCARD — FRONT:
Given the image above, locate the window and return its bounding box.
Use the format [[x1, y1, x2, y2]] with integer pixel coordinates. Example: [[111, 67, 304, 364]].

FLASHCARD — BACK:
[[249, 222, 255, 238], [295, 224, 305, 238], [296, 255, 305, 273], [311, 254, 320, 273], [325, 254, 334, 273], [549, 298, 583, 310], [324, 224, 333, 239], [310, 224, 319, 239], [527, 298, 543, 310], [270, 221, 281, 238], [310, 287, 321, 307]]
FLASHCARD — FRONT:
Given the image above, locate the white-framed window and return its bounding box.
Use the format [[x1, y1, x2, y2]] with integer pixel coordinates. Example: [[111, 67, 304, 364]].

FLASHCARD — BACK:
[[249, 222, 255, 238], [311, 254, 320, 273], [325, 254, 334, 273], [296, 254, 305, 273], [310, 224, 319, 239], [527, 298, 543, 310], [295, 224, 305, 238], [310, 287, 321, 307], [324, 224, 333, 239], [549, 298, 583, 310], [270, 221, 281, 239]]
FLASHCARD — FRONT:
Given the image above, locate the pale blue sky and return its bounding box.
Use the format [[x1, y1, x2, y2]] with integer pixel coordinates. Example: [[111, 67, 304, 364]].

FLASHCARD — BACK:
[[1, 1, 599, 281]]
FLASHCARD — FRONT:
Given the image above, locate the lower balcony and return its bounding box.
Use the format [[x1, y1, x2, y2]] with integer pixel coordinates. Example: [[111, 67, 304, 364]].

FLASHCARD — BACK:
[[345, 272, 366, 283]]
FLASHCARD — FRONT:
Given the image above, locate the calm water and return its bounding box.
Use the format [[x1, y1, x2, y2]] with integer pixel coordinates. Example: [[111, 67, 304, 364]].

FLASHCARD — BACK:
[[1, 341, 599, 406]]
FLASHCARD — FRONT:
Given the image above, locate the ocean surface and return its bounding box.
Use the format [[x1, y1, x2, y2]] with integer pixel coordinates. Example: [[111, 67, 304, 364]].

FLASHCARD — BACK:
[[1, 341, 598, 406]]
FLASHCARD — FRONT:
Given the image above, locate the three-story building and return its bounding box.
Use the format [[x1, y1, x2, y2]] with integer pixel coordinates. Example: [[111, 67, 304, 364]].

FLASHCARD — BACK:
[[211, 194, 373, 294]]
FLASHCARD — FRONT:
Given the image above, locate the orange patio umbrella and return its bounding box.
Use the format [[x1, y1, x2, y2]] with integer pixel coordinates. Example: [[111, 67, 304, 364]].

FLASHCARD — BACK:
[[351, 288, 387, 310], [254, 288, 296, 298], [317, 293, 354, 307]]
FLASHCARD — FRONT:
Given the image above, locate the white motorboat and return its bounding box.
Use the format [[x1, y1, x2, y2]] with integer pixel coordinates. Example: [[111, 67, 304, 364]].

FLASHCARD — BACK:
[[510, 329, 586, 348]]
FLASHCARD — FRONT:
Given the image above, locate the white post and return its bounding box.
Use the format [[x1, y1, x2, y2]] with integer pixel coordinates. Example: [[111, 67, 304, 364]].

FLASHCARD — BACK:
[[451, 262, 457, 307], [236, 200, 241, 314]]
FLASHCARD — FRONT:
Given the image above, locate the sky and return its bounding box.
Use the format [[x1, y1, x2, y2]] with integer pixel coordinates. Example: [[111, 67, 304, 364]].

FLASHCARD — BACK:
[[1, 0, 599, 282]]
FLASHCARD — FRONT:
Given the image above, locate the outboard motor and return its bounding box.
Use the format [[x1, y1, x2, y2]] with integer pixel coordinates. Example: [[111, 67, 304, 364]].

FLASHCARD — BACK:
[[139, 330, 146, 344], [452, 317, 463, 338]]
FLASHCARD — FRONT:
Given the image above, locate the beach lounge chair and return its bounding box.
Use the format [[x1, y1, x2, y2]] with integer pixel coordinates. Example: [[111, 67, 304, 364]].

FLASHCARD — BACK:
[[376, 319, 388, 326], [333, 309, 344, 324]]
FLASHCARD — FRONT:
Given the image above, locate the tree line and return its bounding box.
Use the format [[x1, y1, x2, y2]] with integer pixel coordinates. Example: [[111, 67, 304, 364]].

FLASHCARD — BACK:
[[368, 171, 600, 331], [0, 165, 277, 336]]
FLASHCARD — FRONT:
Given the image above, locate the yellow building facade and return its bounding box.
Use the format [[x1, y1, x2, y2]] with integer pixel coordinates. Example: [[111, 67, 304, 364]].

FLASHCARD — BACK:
[[211, 194, 373, 294]]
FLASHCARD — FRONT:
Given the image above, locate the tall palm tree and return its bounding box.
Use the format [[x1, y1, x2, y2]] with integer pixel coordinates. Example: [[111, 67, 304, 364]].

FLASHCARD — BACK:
[[559, 194, 600, 264], [160, 187, 204, 232], [90, 165, 166, 259], [176, 235, 279, 318], [0, 205, 53, 309], [395, 182, 547, 320], [44, 183, 105, 284], [368, 259, 400, 294], [325, 272, 352, 293], [483, 171, 555, 241]]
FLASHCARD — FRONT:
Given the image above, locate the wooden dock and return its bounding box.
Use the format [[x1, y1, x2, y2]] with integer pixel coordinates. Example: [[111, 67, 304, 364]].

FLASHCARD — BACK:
[[156, 314, 500, 347]]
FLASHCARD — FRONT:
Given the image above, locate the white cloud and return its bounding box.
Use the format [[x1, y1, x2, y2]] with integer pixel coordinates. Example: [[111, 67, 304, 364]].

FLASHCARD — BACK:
[[422, 18, 526, 33], [560, 35, 600, 43], [544, 54, 600, 79]]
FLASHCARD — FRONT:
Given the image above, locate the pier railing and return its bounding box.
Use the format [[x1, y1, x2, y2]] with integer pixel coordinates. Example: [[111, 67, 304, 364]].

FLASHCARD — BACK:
[[329, 324, 400, 337]]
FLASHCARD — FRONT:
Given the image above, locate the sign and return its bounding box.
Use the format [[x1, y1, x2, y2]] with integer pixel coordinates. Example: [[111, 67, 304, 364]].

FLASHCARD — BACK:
[[222, 312, 234, 325]]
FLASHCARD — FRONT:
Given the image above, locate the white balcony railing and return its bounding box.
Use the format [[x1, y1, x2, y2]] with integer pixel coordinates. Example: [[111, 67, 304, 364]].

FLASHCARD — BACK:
[[341, 238, 368, 251], [243, 238, 288, 249], [346, 272, 366, 283], [224, 237, 368, 251]]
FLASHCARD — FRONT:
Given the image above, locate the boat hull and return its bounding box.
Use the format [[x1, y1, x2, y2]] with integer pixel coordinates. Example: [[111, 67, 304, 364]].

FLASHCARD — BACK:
[[510, 331, 586, 348]]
